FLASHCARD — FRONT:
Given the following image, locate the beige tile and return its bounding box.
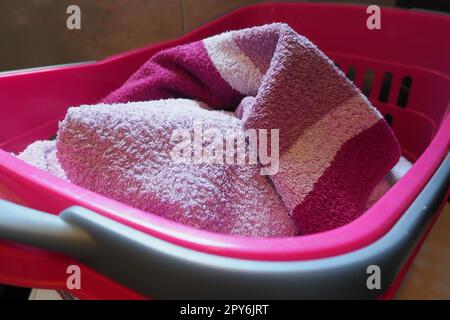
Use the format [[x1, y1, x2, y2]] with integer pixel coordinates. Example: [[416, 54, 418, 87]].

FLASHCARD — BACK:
[[29, 289, 63, 300], [0, 0, 183, 71], [0, 0, 395, 71], [395, 204, 450, 299], [181, 0, 282, 32], [181, 0, 394, 32]]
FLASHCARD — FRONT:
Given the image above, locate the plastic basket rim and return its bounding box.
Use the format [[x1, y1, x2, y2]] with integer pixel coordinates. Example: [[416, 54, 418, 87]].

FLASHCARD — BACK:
[[0, 2, 449, 262]]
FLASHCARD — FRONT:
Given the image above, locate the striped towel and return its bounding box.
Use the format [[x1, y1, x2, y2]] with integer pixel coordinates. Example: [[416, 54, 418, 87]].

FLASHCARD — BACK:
[[104, 23, 400, 234]]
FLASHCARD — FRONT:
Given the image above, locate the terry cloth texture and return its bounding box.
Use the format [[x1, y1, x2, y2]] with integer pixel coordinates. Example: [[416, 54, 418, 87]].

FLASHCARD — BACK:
[[17, 23, 400, 236]]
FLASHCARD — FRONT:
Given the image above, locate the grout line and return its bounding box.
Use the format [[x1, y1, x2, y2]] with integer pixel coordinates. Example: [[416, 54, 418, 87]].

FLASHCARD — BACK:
[[179, 0, 186, 33]]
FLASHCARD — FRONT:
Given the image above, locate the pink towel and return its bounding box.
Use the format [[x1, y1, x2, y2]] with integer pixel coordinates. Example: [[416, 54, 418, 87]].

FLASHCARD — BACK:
[[103, 23, 400, 234], [57, 99, 298, 237], [18, 23, 400, 236]]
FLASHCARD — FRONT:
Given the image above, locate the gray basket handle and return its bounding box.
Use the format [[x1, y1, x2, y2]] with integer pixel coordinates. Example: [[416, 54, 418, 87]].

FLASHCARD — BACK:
[[0, 153, 448, 298], [0, 200, 96, 259]]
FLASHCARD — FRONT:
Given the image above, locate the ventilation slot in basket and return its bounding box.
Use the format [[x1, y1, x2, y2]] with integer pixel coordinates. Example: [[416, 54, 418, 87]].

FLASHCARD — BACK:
[[346, 66, 356, 82], [362, 69, 375, 97], [384, 114, 393, 127], [378, 72, 393, 103], [396, 76, 412, 108]]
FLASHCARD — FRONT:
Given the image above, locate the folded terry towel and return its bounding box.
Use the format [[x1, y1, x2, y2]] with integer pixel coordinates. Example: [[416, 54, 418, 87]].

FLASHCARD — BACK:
[[103, 23, 400, 234], [17, 23, 400, 236], [20, 100, 298, 237]]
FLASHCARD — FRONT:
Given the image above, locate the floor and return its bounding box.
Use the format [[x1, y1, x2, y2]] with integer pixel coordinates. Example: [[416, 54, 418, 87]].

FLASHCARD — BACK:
[[395, 203, 450, 299]]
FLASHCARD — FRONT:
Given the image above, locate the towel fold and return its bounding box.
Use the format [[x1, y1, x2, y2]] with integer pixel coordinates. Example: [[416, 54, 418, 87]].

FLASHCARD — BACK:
[[22, 100, 298, 237], [103, 23, 401, 234], [17, 23, 401, 236]]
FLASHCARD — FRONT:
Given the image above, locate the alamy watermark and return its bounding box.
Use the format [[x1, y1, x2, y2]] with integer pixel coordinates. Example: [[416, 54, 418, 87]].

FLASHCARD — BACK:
[[366, 264, 381, 290], [366, 5, 381, 30], [66, 264, 81, 290], [65, 5, 379, 32], [170, 120, 279, 176], [66, 5, 81, 30]]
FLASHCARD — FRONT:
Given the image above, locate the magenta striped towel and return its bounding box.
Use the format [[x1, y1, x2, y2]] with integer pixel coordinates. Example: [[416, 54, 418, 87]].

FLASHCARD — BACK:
[[104, 23, 400, 234], [18, 23, 400, 236]]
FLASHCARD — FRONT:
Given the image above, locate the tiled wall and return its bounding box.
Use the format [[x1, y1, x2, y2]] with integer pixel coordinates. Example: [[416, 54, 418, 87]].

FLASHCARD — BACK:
[[0, 0, 394, 71]]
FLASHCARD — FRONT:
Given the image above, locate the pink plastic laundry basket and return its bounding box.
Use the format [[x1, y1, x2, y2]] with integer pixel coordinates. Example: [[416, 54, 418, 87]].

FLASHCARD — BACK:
[[0, 3, 449, 299]]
